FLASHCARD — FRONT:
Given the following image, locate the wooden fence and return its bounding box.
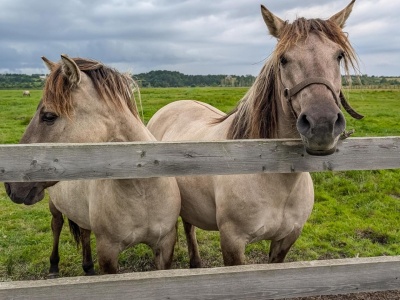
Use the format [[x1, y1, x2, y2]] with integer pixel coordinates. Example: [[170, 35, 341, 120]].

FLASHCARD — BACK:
[[0, 137, 399, 299]]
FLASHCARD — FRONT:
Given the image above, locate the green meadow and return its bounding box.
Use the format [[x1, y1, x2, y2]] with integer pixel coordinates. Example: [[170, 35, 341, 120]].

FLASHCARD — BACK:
[[0, 88, 400, 281]]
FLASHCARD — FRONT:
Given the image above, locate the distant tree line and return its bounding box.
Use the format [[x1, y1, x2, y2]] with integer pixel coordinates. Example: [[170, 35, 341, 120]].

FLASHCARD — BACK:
[[0, 74, 45, 89], [342, 74, 400, 86], [133, 70, 256, 87], [0, 72, 399, 89], [134, 71, 400, 88]]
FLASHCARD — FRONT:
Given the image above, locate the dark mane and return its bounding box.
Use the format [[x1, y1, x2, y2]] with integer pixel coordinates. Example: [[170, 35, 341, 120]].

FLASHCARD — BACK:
[[217, 17, 358, 140], [42, 57, 138, 118]]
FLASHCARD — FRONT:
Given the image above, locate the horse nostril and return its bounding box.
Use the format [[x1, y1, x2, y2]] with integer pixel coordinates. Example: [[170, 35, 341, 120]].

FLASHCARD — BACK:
[[297, 113, 312, 137], [334, 112, 346, 136]]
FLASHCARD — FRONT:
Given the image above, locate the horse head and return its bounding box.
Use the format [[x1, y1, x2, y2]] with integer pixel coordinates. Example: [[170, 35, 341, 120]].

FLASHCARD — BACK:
[[262, 0, 361, 155], [5, 54, 137, 205]]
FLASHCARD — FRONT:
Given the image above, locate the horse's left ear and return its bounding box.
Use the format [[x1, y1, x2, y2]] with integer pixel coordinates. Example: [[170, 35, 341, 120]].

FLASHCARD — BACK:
[[60, 54, 81, 85], [329, 0, 356, 28], [261, 5, 285, 39], [41, 56, 56, 71]]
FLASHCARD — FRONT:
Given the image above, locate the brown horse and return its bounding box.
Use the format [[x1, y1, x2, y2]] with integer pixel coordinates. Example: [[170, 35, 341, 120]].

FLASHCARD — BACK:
[[5, 55, 181, 274], [147, 1, 361, 267]]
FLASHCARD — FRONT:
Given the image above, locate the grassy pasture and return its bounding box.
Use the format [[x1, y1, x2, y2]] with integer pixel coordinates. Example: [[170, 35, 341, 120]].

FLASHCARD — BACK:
[[0, 88, 400, 281]]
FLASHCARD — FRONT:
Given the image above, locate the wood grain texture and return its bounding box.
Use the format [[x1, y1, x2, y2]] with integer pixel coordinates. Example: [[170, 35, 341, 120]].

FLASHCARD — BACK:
[[0, 137, 399, 182], [0, 256, 399, 299]]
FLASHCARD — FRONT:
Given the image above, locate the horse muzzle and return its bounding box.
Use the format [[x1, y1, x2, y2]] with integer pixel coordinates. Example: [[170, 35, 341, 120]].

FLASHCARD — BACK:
[[297, 111, 345, 156], [4, 182, 53, 205]]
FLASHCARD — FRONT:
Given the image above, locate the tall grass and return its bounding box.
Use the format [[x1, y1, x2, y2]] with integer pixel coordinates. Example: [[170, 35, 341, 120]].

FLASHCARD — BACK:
[[0, 88, 399, 281]]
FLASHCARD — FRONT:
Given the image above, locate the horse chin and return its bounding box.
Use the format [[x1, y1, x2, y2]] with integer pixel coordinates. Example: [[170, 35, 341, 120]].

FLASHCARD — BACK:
[[300, 134, 338, 156], [23, 187, 46, 205], [305, 146, 336, 156]]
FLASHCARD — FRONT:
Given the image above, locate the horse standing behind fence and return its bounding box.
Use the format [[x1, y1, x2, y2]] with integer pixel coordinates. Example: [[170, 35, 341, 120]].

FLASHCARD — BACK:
[[22, 90, 30, 96], [5, 55, 181, 274], [147, 0, 362, 267]]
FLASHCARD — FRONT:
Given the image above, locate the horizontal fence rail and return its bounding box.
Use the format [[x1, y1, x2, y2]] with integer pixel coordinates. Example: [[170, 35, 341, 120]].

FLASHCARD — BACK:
[[0, 256, 399, 299], [0, 137, 399, 182]]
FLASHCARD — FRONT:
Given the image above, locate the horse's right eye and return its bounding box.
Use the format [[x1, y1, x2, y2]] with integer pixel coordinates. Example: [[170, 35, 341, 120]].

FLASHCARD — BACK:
[[41, 112, 58, 125], [280, 56, 288, 66]]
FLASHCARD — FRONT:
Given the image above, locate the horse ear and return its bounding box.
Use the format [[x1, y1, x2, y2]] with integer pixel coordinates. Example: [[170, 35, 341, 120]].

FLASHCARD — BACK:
[[60, 54, 81, 85], [329, 0, 355, 28], [41, 56, 56, 71], [261, 5, 285, 38]]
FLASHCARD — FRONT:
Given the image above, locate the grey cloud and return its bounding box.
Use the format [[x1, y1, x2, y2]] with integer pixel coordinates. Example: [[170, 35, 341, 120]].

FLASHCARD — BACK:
[[0, 0, 398, 75]]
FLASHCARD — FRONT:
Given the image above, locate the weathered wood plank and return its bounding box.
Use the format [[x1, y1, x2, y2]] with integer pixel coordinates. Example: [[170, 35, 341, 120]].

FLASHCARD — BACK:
[[0, 256, 399, 299], [0, 137, 399, 182]]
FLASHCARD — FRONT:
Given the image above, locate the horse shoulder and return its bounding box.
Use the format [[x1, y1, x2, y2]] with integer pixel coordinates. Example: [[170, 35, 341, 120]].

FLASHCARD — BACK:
[[215, 173, 313, 239], [48, 181, 91, 229]]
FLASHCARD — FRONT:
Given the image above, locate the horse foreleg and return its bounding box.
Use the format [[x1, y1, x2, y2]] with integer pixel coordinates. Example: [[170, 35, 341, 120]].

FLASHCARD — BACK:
[[96, 237, 119, 274], [183, 219, 202, 268], [268, 227, 302, 263], [80, 229, 95, 275], [48, 200, 63, 278], [219, 230, 246, 266], [152, 227, 176, 270]]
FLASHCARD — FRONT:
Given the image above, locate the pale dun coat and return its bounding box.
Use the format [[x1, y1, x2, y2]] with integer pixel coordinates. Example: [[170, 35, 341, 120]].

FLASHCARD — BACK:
[[5, 55, 181, 274], [147, 1, 359, 266]]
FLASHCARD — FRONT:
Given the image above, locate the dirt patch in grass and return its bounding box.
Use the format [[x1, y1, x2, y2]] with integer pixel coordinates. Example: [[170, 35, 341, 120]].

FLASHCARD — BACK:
[[355, 228, 389, 245]]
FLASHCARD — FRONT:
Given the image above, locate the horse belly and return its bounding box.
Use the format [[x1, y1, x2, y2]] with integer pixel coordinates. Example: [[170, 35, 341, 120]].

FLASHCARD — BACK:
[[178, 176, 218, 231], [140, 177, 182, 245]]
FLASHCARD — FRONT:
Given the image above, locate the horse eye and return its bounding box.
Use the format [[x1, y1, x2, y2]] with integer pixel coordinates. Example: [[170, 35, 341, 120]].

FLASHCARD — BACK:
[[41, 112, 58, 125], [280, 56, 288, 66], [337, 52, 345, 62]]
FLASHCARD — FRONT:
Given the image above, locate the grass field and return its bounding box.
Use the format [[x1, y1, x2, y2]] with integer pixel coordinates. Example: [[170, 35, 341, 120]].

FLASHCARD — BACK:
[[0, 88, 400, 281]]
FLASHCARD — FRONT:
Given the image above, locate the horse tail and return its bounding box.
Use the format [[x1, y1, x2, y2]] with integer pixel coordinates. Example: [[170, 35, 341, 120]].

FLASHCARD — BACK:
[[68, 219, 81, 249]]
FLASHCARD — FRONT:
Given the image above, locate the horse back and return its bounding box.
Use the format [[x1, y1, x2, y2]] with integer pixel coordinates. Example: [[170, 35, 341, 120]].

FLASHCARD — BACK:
[[148, 100, 229, 141]]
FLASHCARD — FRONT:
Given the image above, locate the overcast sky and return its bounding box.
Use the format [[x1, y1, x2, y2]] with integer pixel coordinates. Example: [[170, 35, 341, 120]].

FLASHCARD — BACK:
[[0, 0, 398, 76]]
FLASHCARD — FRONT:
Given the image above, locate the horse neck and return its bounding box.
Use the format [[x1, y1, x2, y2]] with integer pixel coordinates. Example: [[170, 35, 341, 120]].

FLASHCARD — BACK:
[[111, 116, 158, 187], [226, 88, 299, 140], [110, 113, 155, 142], [218, 114, 237, 139]]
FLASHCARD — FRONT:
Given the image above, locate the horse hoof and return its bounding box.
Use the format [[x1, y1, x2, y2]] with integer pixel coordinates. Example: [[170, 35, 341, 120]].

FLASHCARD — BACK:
[[189, 262, 202, 268], [47, 273, 59, 279], [85, 270, 96, 276]]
